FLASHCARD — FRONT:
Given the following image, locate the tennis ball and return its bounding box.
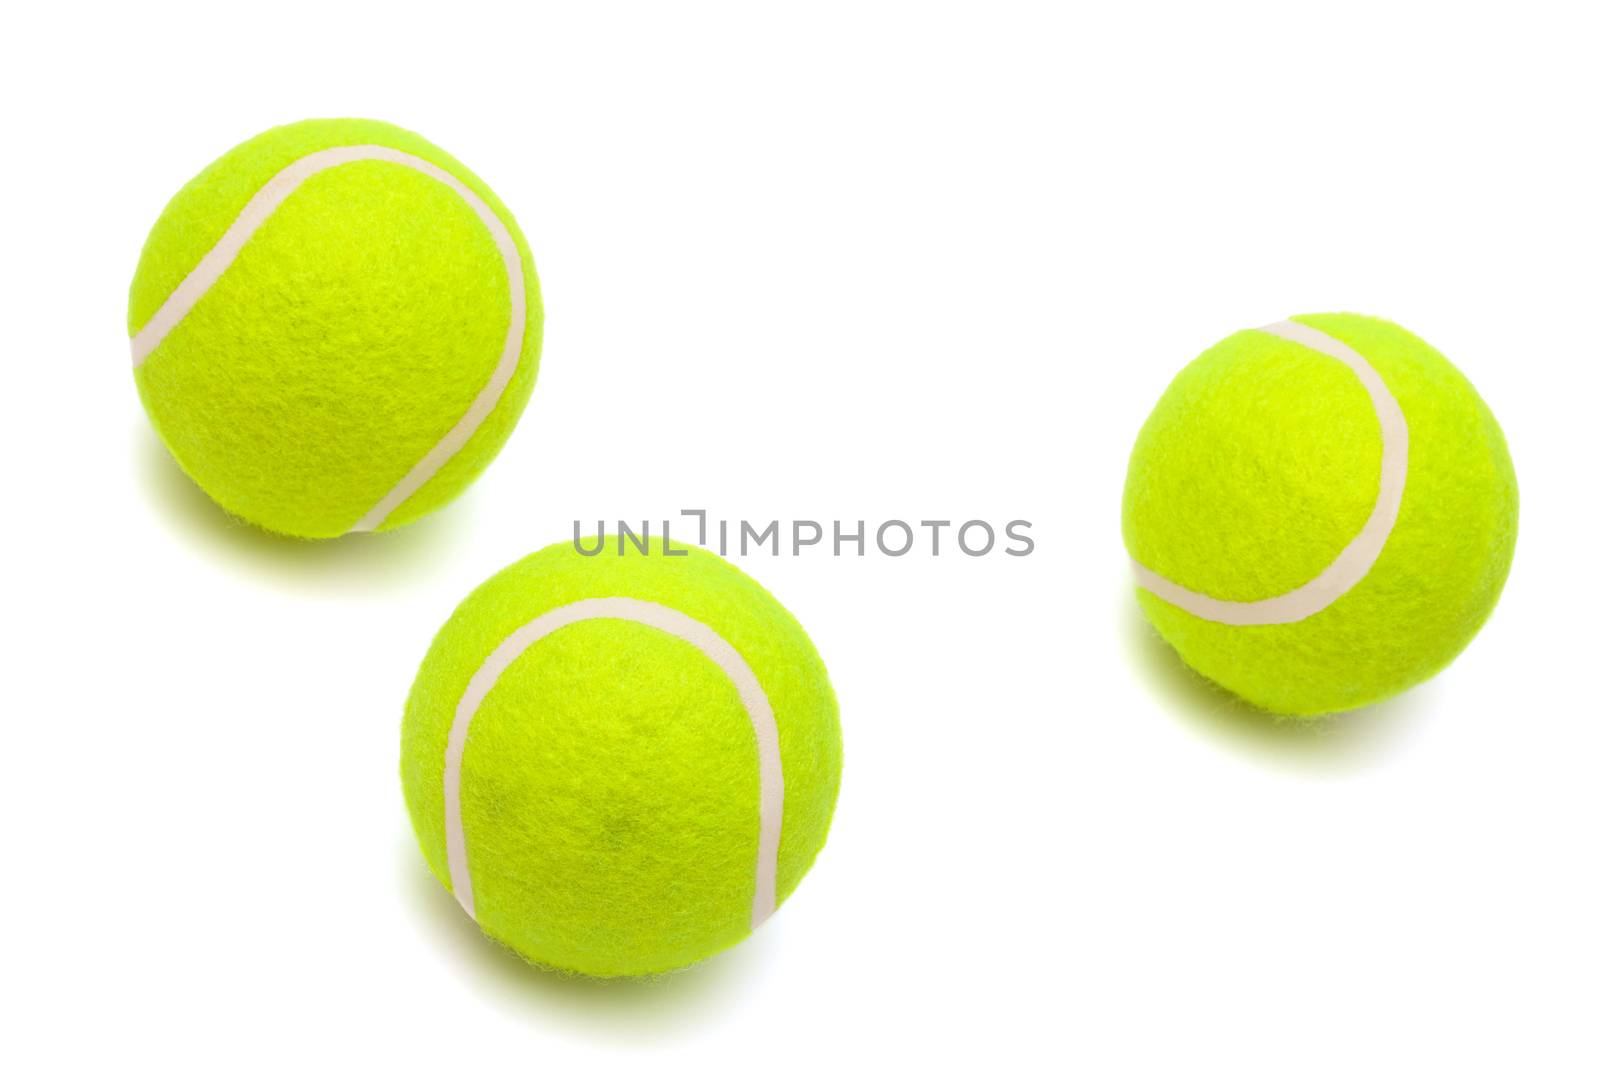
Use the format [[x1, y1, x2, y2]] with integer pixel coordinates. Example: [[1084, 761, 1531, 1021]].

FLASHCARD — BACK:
[[401, 541, 843, 977], [1123, 313, 1517, 716], [127, 118, 543, 538]]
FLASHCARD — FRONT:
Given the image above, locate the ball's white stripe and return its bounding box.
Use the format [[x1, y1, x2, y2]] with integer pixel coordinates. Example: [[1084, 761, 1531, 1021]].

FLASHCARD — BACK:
[[128, 144, 528, 535], [1130, 319, 1410, 626], [442, 597, 786, 930]]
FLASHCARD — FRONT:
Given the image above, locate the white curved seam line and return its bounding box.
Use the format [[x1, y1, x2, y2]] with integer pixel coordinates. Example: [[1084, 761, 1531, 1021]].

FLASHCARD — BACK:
[[442, 597, 785, 929], [1130, 319, 1409, 626], [128, 144, 527, 536]]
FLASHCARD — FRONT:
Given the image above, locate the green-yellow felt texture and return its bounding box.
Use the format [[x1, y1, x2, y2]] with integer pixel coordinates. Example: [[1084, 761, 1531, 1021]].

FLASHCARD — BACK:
[[128, 118, 543, 538], [1123, 313, 1518, 715], [401, 541, 843, 977]]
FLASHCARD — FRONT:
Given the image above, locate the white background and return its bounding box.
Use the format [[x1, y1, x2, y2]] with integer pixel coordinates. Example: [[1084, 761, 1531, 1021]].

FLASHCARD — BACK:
[[4, 3, 1596, 1063]]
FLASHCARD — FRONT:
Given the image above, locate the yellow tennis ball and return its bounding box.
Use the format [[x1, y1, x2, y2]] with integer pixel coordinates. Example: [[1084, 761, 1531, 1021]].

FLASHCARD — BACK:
[[1123, 313, 1518, 715], [401, 541, 844, 977], [128, 118, 543, 538]]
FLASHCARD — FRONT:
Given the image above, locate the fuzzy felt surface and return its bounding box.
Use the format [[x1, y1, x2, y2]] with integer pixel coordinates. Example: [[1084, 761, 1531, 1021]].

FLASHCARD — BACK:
[[401, 542, 843, 977], [1123, 313, 1518, 715], [129, 118, 543, 538]]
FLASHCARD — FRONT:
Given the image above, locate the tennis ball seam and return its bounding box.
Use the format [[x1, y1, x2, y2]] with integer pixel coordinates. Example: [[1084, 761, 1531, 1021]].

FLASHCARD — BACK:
[[443, 596, 787, 932], [129, 143, 528, 535], [1129, 318, 1410, 625]]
